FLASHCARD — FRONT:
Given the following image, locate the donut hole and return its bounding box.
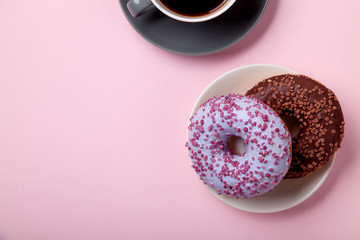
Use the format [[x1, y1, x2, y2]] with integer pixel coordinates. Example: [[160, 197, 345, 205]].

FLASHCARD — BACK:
[[281, 114, 301, 138], [228, 136, 247, 156]]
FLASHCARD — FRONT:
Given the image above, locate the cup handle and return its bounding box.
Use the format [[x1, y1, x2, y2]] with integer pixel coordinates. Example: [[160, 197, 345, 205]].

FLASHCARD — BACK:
[[127, 0, 153, 17]]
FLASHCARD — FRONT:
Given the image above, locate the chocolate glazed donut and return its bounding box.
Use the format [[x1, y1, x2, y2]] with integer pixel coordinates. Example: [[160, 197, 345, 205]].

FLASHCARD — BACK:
[[245, 74, 345, 178]]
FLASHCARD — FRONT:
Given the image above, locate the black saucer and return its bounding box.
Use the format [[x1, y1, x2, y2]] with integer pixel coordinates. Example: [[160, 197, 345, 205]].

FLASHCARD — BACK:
[[119, 0, 268, 55]]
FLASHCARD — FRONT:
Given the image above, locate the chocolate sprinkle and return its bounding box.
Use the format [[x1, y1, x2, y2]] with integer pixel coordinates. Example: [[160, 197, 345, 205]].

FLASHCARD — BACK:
[[245, 74, 345, 178]]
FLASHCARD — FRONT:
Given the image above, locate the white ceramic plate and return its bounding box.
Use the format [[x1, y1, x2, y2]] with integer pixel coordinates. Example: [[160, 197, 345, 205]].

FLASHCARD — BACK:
[[190, 64, 334, 213]]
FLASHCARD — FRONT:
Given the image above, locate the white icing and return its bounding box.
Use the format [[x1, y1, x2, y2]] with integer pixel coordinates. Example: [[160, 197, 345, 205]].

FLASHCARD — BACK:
[[187, 94, 292, 198]]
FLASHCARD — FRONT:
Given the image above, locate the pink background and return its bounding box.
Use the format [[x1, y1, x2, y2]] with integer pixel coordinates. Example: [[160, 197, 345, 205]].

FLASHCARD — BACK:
[[0, 0, 359, 239]]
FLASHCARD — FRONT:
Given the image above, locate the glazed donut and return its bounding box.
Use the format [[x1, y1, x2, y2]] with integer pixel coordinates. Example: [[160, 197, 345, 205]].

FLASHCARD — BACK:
[[186, 94, 292, 198], [245, 74, 345, 178]]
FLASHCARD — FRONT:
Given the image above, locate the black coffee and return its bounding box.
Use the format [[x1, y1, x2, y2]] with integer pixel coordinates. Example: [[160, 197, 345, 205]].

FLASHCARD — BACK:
[[159, 0, 228, 17]]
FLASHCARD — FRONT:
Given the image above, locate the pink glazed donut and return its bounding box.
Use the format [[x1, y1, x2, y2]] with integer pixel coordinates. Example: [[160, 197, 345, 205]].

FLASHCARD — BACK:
[[186, 94, 292, 198]]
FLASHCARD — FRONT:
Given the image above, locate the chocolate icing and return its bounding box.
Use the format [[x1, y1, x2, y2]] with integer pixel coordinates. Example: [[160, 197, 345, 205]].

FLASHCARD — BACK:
[[246, 74, 345, 178]]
